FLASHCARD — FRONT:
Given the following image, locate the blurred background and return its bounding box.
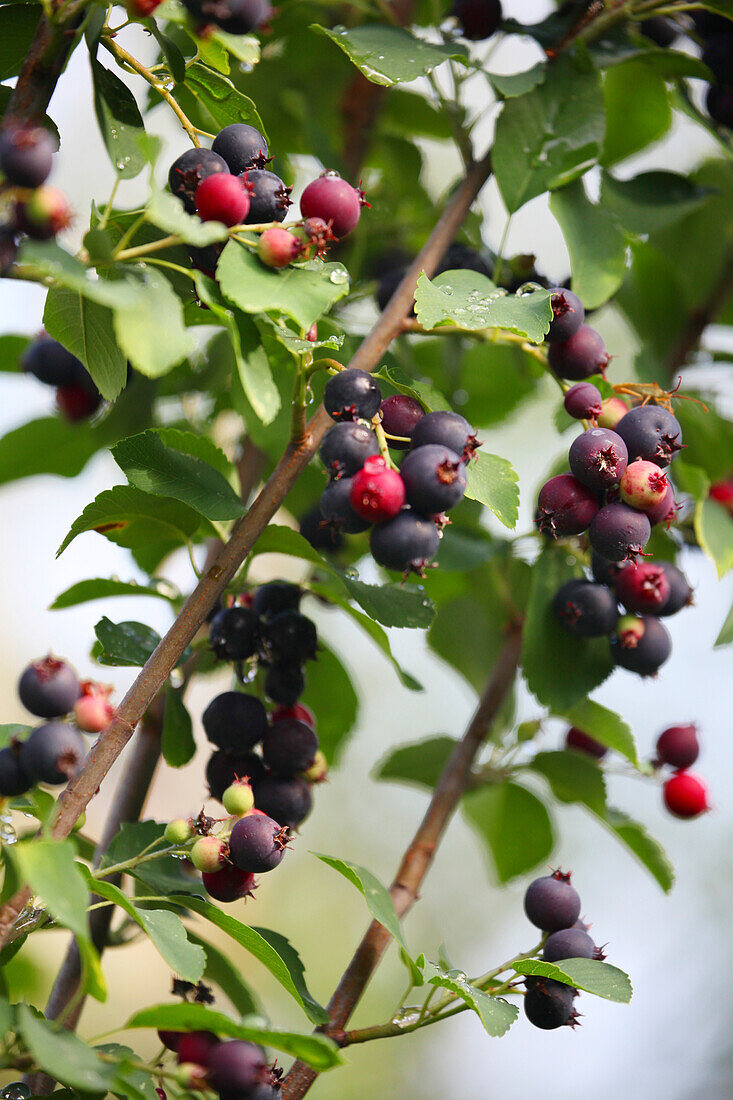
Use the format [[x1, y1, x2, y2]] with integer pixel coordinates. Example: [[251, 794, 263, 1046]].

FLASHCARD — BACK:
[[1, 1, 732, 1097]]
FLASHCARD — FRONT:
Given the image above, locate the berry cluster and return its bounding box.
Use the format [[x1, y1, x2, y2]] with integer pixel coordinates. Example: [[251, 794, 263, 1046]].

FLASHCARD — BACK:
[[21, 331, 102, 421], [0, 123, 71, 274], [317, 370, 479, 575], [159, 1026, 281, 1100], [0, 657, 114, 797], [522, 869, 606, 1030]]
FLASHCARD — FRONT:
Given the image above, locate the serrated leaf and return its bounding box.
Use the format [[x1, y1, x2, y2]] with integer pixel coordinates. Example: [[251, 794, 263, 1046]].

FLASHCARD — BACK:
[[513, 958, 632, 1002], [340, 574, 433, 628], [211, 30, 260, 66], [147, 188, 229, 246], [183, 62, 265, 133], [464, 451, 520, 529], [558, 699, 638, 765], [57, 483, 201, 556], [605, 809, 674, 893], [376, 363, 452, 412], [161, 684, 196, 767], [694, 498, 733, 578], [94, 617, 161, 666], [601, 171, 711, 235], [315, 23, 466, 87], [91, 58, 146, 179], [42, 286, 127, 401], [17, 1005, 114, 1092], [414, 270, 552, 342], [113, 269, 193, 377], [51, 577, 174, 610], [462, 782, 554, 883], [528, 750, 606, 814], [549, 178, 627, 309], [419, 959, 519, 1036], [373, 736, 458, 790]]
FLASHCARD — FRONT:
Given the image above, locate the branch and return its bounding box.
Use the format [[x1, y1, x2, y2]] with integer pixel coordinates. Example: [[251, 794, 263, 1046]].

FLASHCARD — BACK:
[[281, 627, 522, 1099], [0, 152, 493, 948]]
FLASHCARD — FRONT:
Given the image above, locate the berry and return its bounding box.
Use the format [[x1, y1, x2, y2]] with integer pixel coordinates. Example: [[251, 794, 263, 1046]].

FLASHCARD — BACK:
[[164, 818, 195, 845], [300, 172, 364, 238], [73, 691, 114, 733], [369, 510, 441, 575], [410, 410, 477, 460], [264, 663, 305, 706], [646, 485, 678, 528], [349, 456, 406, 521], [222, 778, 255, 816], [553, 579, 618, 636], [209, 1040, 267, 1094], [0, 744, 32, 797], [295, 217, 336, 259], [195, 172, 251, 226], [262, 718, 318, 776], [212, 123, 268, 174], [202, 692, 268, 752], [300, 507, 345, 551], [182, 0, 271, 34], [611, 615, 671, 676], [523, 978, 576, 1030], [228, 811, 287, 872], [614, 613, 645, 648], [452, 0, 502, 40], [619, 459, 669, 512], [206, 750, 266, 801], [563, 382, 602, 421], [524, 870, 581, 931], [253, 775, 313, 827], [264, 610, 318, 665], [20, 722, 86, 785], [56, 381, 101, 421], [258, 226, 302, 268], [546, 288, 584, 344], [250, 1086, 281, 1100], [588, 502, 651, 561], [663, 771, 710, 818], [547, 324, 610, 380], [0, 227, 18, 276], [640, 16, 677, 46], [614, 561, 671, 614], [615, 405, 683, 468], [128, 0, 164, 14], [176, 1031, 219, 1068], [303, 748, 328, 782], [0, 125, 55, 188], [710, 479, 733, 513], [202, 864, 256, 903], [400, 444, 466, 514], [209, 606, 262, 661], [656, 724, 699, 770], [324, 368, 382, 422], [18, 657, 81, 718], [244, 169, 291, 224], [252, 582, 302, 620], [656, 562, 693, 617], [590, 551, 622, 587], [543, 927, 598, 963], [569, 428, 628, 491], [190, 836, 227, 873], [168, 148, 229, 213], [17, 186, 72, 240], [320, 422, 379, 479], [565, 727, 607, 759], [379, 395, 425, 448], [597, 396, 628, 429], [189, 241, 224, 277], [271, 703, 315, 729], [320, 476, 371, 533], [704, 37, 733, 85], [535, 474, 599, 538], [158, 1030, 182, 1052]]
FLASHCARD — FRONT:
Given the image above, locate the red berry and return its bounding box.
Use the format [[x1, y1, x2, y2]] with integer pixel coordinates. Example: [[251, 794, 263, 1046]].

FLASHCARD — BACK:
[[300, 171, 365, 238], [614, 561, 671, 614], [127, 0, 162, 14], [663, 771, 710, 818], [271, 703, 315, 729], [195, 173, 251, 226], [349, 456, 406, 522], [202, 864, 257, 903], [17, 186, 72, 240], [56, 382, 101, 421], [646, 484, 679, 527], [176, 1031, 219, 1067], [656, 724, 700, 770], [73, 692, 114, 733], [257, 225, 302, 268], [306, 323, 318, 342], [710, 479, 733, 515]]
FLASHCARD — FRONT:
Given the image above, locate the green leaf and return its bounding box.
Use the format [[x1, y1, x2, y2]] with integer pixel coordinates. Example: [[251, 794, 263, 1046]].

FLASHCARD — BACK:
[[90, 58, 146, 179], [314, 23, 466, 87], [521, 545, 613, 710], [113, 269, 193, 377], [210, 30, 261, 66], [715, 602, 733, 647], [340, 574, 433, 629], [112, 430, 244, 521], [493, 53, 605, 213], [57, 483, 201, 556], [174, 895, 328, 1024], [12, 839, 88, 938], [464, 451, 520, 529], [528, 750, 606, 814], [161, 685, 196, 767], [558, 699, 638, 765], [217, 242, 350, 331], [376, 363, 452, 413], [187, 931, 260, 1016], [0, 416, 101, 487], [17, 1005, 114, 1092], [605, 809, 674, 893], [601, 60, 670, 167], [51, 577, 174, 610], [414, 271, 552, 342], [462, 782, 554, 883], [43, 286, 127, 401], [458, 342, 541, 427], [183, 63, 265, 133], [148, 21, 187, 84], [94, 617, 161, 666], [101, 821, 201, 896], [418, 958, 519, 1036], [373, 736, 458, 790], [513, 958, 632, 1003], [0, 723, 33, 749], [695, 498, 733, 578], [549, 179, 627, 309], [0, 4, 42, 80], [19, 240, 142, 309], [300, 642, 359, 764], [125, 1003, 341, 1069], [487, 63, 546, 98], [146, 189, 229, 246], [0, 332, 30, 372], [601, 171, 711, 235], [230, 308, 281, 426]]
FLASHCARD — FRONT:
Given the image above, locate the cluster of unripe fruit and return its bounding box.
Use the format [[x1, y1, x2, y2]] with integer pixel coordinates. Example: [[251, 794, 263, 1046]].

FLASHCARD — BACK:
[[0, 123, 71, 275], [314, 369, 479, 575], [21, 330, 103, 421], [157, 1026, 281, 1100], [168, 122, 366, 280], [0, 656, 114, 798]]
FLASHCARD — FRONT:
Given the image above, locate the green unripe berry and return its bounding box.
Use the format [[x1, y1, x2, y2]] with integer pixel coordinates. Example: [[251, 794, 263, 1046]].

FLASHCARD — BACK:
[[190, 836, 227, 873], [175, 1063, 209, 1089], [165, 817, 195, 845], [222, 780, 255, 817], [303, 749, 328, 783]]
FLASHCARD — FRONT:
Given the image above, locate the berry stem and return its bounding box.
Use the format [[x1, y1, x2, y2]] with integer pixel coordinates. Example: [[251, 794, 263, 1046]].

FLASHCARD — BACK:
[[113, 234, 182, 263], [373, 421, 399, 469], [291, 355, 312, 444]]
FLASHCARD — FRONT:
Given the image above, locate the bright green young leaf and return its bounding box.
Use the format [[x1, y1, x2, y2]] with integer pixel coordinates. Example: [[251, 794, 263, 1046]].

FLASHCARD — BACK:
[[605, 809, 674, 893], [514, 958, 632, 1002], [51, 577, 174, 610], [549, 179, 627, 309], [373, 736, 458, 790], [231, 310, 282, 426], [113, 269, 193, 377], [43, 286, 127, 401], [12, 839, 89, 940], [57, 483, 202, 556], [147, 189, 230, 247], [528, 750, 607, 815], [463, 782, 554, 883], [419, 958, 519, 1036], [314, 23, 467, 87], [17, 1005, 114, 1092], [183, 63, 265, 133], [90, 58, 146, 179], [558, 699, 638, 764], [94, 617, 161, 666], [464, 451, 520, 529], [211, 30, 261, 66], [601, 171, 711, 235], [414, 271, 552, 342], [601, 60, 670, 167]]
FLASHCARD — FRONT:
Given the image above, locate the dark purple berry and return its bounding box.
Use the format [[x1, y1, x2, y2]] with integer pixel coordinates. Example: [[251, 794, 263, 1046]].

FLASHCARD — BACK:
[[589, 502, 651, 561], [319, 422, 379, 479], [614, 405, 683, 468], [369, 510, 441, 575], [250, 1086, 281, 1100], [410, 410, 478, 460], [324, 368, 382, 423], [569, 427, 628, 490], [590, 551, 622, 586], [182, 0, 271, 34], [261, 718, 318, 776], [564, 382, 602, 421], [319, 476, 371, 533], [251, 582, 302, 620], [656, 724, 699, 769], [243, 169, 292, 224], [640, 16, 678, 46], [202, 692, 268, 752], [553, 579, 618, 637], [206, 750, 266, 801], [452, 0, 502, 40], [209, 1040, 267, 1094], [399, 444, 466, 514], [168, 148, 229, 214], [209, 606, 262, 661], [253, 775, 313, 827], [212, 123, 269, 174], [189, 241, 225, 277], [707, 84, 733, 129], [21, 335, 85, 388], [565, 727, 607, 759], [524, 978, 577, 1030], [610, 615, 671, 676], [535, 473, 598, 538], [524, 870, 581, 931], [18, 656, 81, 718], [263, 611, 317, 665], [656, 562, 693, 617], [299, 507, 344, 551], [0, 744, 32, 796], [379, 395, 425, 447], [546, 288, 584, 344], [543, 927, 598, 963], [702, 35, 733, 84], [436, 242, 494, 279], [0, 125, 55, 188], [264, 663, 305, 706], [229, 812, 287, 873], [548, 325, 610, 381], [20, 722, 86, 786]]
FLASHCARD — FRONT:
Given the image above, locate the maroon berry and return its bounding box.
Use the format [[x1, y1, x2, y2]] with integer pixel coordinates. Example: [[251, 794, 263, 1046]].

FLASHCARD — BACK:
[[524, 978, 577, 1030], [257, 226, 302, 268], [253, 774, 313, 828], [619, 460, 669, 512], [202, 864, 257, 903], [590, 551, 622, 586], [524, 870, 581, 931], [656, 724, 699, 769], [0, 125, 55, 188], [611, 615, 671, 676], [588, 502, 651, 561], [158, 1030, 182, 1053], [20, 722, 85, 786], [261, 718, 318, 776], [646, 485, 678, 527], [553, 579, 618, 636], [300, 171, 364, 237], [543, 927, 598, 963], [369, 509, 441, 575], [663, 771, 710, 818], [452, 0, 502, 40], [324, 368, 382, 422], [271, 703, 315, 729], [565, 727, 607, 759], [546, 288, 585, 344], [18, 656, 81, 718], [656, 562, 693, 617], [319, 422, 379, 479], [209, 1040, 267, 1094], [349, 456, 406, 521], [564, 382, 602, 421], [56, 382, 102, 421], [228, 812, 288, 873], [548, 324, 610, 380], [298, 217, 336, 259], [195, 173, 251, 226], [614, 561, 671, 614], [379, 394, 425, 447], [176, 1031, 219, 1068], [17, 186, 72, 240], [535, 473, 599, 538], [569, 427, 628, 490], [410, 410, 478, 460], [202, 691, 268, 752], [212, 123, 268, 174], [399, 444, 466, 514], [615, 405, 683, 468]]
